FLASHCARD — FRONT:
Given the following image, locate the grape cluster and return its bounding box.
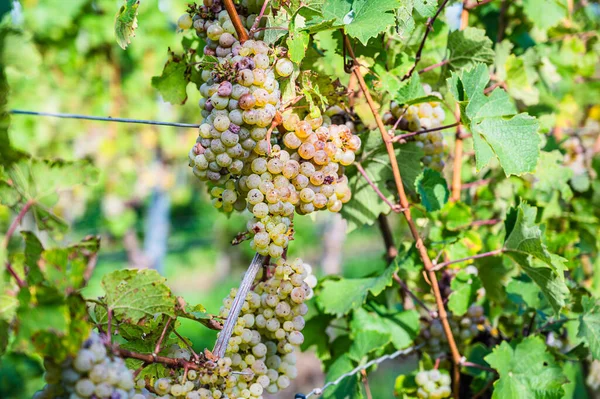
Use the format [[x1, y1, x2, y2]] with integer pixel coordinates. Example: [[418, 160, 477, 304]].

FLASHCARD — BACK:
[[181, 3, 361, 259], [34, 332, 136, 399], [216, 257, 316, 397], [383, 84, 447, 171], [130, 258, 316, 399], [418, 305, 486, 359], [414, 369, 452, 399]]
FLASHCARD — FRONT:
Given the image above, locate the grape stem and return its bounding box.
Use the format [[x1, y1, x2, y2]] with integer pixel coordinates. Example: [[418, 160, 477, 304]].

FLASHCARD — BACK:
[[116, 347, 203, 370], [431, 248, 504, 271], [391, 123, 459, 143], [377, 214, 399, 263], [249, 0, 272, 35], [223, 0, 249, 43], [418, 59, 450, 75], [392, 272, 434, 317], [212, 253, 267, 358], [342, 33, 463, 391], [154, 317, 173, 356], [2, 199, 35, 248], [360, 369, 373, 399], [401, 0, 451, 81], [355, 163, 403, 213], [2, 199, 35, 289]]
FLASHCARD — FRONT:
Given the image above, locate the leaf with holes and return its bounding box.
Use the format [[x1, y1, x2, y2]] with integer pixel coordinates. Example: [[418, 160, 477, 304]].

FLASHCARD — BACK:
[[101, 269, 176, 324]]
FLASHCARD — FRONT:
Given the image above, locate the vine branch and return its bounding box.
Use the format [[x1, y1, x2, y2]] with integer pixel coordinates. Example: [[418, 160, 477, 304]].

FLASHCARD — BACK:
[[116, 347, 203, 370], [3, 199, 35, 248], [392, 123, 459, 143], [223, 0, 249, 43], [342, 34, 463, 382], [432, 249, 503, 271], [401, 0, 451, 81]]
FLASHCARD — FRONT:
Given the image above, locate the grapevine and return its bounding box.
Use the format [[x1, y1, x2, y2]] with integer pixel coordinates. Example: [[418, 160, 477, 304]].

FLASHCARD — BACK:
[[1, 1, 600, 399]]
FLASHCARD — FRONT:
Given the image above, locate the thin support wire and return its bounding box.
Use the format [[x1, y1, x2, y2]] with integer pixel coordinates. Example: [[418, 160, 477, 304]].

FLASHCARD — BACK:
[[9, 109, 201, 129], [295, 344, 422, 398]]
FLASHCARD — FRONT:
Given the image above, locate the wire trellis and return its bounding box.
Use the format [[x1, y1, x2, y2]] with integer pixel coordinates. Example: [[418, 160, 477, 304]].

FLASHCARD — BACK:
[[9, 109, 201, 129], [294, 344, 422, 398]]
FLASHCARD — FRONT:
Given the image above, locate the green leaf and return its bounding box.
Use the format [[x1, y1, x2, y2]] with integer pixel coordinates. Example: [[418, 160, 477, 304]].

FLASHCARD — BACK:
[[448, 64, 540, 176], [177, 303, 222, 331], [395, 0, 415, 40], [503, 203, 569, 313], [447, 27, 495, 69], [0, 158, 98, 232], [532, 151, 573, 200], [36, 236, 100, 292], [151, 54, 189, 105], [522, 0, 567, 31], [287, 16, 310, 64], [114, 0, 140, 50], [323, 354, 363, 399], [413, 0, 437, 17], [441, 201, 473, 231], [506, 276, 542, 309], [264, 13, 289, 45], [322, 0, 400, 45], [341, 137, 423, 232], [504, 52, 540, 106], [101, 269, 177, 324], [317, 263, 397, 317], [415, 169, 449, 212], [0, 294, 18, 321], [485, 336, 568, 399], [448, 271, 482, 315], [578, 296, 600, 360], [349, 315, 390, 361]]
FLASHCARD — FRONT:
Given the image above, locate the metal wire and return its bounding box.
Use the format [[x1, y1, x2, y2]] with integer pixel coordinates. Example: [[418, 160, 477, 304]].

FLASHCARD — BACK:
[[295, 344, 422, 398], [10, 109, 201, 128]]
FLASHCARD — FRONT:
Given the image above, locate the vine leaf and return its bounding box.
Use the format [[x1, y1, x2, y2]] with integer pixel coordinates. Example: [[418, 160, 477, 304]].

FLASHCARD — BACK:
[[323, 354, 364, 399], [502, 203, 569, 313], [101, 269, 177, 324], [448, 63, 541, 176], [531, 151, 573, 201], [578, 297, 600, 360], [447, 27, 495, 69], [287, 15, 310, 64], [484, 336, 568, 399], [22, 232, 100, 291], [322, 0, 400, 45], [317, 263, 397, 317], [441, 201, 473, 231], [415, 169, 449, 212], [115, 0, 140, 50], [349, 307, 418, 361], [341, 137, 422, 232], [151, 52, 189, 105], [448, 271, 482, 315], [0, 158, 98, 232], [522, 0, 567, 31]]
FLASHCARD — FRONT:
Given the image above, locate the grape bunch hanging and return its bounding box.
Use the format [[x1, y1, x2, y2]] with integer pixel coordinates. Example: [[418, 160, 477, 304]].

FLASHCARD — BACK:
[[133, 258, 316, 399], [34, 332, 136, 399], [184, 0, 361, 259]]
